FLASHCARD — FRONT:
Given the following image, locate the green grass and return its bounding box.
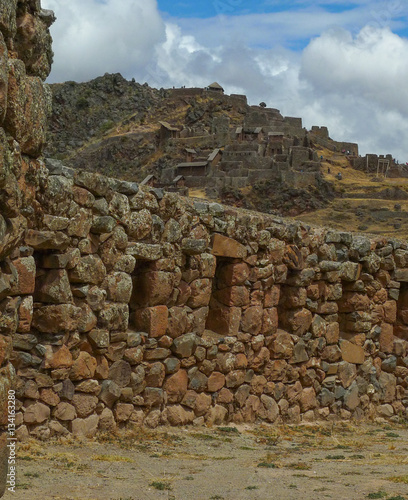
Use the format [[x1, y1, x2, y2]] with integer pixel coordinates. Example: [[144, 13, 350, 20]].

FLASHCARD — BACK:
[[257, 462, 277, 468], [326, 454, 345, 460], [387, 476, 408, 484], [193, 433, 217, 441], [24, 472, 40, 478], [217, 427, 240, 434], [367, 492, 388, 499], [150, 481, 172, 491], [16, 483, 30, 490]]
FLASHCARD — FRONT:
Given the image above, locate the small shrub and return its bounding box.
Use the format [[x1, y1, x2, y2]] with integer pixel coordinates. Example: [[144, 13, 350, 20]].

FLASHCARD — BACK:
[[150, 481, 172, 491], [388, 476, 408, 484], [257, 462, 276, 468], [217, 427, 239, 434], [76, 97, 89, 110], [367, 492, 388, 499]]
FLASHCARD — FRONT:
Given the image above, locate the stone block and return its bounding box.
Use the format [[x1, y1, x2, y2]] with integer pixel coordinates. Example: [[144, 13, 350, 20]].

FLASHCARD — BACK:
[[114, 403, 134, 422], [206, 304, 241, 336], [132, 271, 174, 307], [132, 306, 168, 337], [69, 255, 106, 284], [171, 333, 198, 358], [340, 262, 361, 282], [0, 336, 12, 366], [72, 393, 98, 418], [166, 307, 192, 339], [214, 286, 250, 307], [217, 262, 250, 287], [338, 292, 370, 313], [104, 272, 133, 303], [340, 340, 365, 364], [261, 308, 278, 335], [280, 308, 312, 336], [32, 304, 81, 333], [34, 269, 73, 304], [187, 278, 212, 308], [124, 209, 152, 240], [264, 286, 280, 308], [207, 372, 225, 392], [126, 242, 162, 261], [270, 330, 294, 359], [71, 414, 99, 438], [211, 234, 247, 259], [70, 352, 97, 380], [5, 59, 49, 156], [379, 323, 394, 354], [25, 230, 70, 251], [259, 394, 279, 423], [283, 245, 303, 270], [98, 303, 129, 331], [88, 329, 110, 349], [163, 369, 188, 403], [17, 296, 33, 333], [145, 362, 165, 387], [99, 380, 121, 408], [98, 407, 116, 431], [108, 360, 132, 388], [10, 256, 35, 295], [166, 405, 195, 426], [23, 401, 50, 424], [181, 238, 207, 255], [44, 345, 73, 369], [240, 306, 263, 335]]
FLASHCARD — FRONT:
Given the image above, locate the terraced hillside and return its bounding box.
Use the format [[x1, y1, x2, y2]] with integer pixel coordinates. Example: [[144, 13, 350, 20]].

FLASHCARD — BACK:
[[296, 147, 408, 238], [46, 74, 408, 238]]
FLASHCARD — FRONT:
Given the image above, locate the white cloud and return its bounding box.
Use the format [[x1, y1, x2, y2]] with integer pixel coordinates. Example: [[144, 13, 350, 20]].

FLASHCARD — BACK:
[[298, 26, 408, 159], [43, 0, 165, 82]]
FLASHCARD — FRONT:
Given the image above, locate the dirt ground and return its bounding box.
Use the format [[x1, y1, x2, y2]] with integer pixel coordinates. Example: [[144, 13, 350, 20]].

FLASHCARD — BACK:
[[5, 422, 408, 500]]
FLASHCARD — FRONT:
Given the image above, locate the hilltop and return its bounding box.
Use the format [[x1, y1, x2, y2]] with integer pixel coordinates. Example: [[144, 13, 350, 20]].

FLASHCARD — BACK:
[[46, 73, 408, 237]]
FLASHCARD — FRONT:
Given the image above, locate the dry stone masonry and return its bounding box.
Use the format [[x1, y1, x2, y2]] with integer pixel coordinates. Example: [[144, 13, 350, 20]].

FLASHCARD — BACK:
[[0, 0, 53, 495], [1, 0, 408, 467], [5, 163, 408, 440]]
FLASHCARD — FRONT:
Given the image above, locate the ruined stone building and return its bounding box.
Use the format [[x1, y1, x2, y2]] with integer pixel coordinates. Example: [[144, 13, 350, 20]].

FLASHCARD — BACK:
[[1, 7, 408, 498]]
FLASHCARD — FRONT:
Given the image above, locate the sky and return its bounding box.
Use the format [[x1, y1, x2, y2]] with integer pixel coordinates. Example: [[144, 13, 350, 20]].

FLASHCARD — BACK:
[[42, 0, 408, 161]]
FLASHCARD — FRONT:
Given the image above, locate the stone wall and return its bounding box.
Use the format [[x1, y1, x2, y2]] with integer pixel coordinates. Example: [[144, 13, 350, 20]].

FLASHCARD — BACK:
[[1, 1, 408, 458], [3, 161, 407, 442], [0, 0, 53, 495]]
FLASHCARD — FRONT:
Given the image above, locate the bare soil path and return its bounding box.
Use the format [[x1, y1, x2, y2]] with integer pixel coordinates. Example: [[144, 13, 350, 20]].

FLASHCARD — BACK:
[[5, 422, 408, 500]]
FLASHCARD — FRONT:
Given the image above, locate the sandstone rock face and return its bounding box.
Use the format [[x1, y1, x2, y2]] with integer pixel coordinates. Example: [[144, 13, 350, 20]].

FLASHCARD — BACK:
[[2, 0, 408, 437]]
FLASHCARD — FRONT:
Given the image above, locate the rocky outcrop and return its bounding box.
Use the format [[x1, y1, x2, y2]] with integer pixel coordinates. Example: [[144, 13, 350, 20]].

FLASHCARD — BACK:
[[0, 1, 53, 496], [45, 74, 163, 178]]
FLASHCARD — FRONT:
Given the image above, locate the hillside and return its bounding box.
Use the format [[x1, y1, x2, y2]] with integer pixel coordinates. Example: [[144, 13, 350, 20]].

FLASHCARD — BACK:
[[46, 74, 408, 237]]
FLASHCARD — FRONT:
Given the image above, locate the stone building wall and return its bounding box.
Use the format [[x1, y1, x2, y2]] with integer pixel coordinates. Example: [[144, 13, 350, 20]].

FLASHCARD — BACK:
[[1, 0, 408, 459], [4, 161, 408, 442], [0, 0, 53, 495]]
